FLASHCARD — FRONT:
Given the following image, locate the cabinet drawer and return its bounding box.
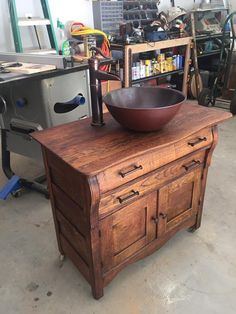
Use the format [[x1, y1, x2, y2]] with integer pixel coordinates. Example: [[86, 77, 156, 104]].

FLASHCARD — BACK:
[[99, 150, 206, 218], [97, 128, 212, 193], [174, 127, 213, 159]]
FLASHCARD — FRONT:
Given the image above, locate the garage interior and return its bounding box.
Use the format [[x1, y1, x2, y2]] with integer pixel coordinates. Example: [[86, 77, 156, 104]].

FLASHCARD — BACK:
[[0, 0, 236, 313]]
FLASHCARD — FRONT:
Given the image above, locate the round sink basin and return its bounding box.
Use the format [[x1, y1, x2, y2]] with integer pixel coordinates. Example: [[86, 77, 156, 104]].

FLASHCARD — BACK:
[[103, 87, 186, 132]]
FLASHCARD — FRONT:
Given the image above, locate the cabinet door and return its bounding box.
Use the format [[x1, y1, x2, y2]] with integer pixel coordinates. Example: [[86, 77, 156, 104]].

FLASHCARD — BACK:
[[158, 168, 202, 236], [100, 191, 157, 272]]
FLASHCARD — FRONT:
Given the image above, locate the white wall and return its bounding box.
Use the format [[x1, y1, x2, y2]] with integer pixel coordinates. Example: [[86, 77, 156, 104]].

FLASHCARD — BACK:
[[0, 0, 93, 52], [159, 0, 202, 11], [0, 0, 233, 53], [229, 0, 236, 11]]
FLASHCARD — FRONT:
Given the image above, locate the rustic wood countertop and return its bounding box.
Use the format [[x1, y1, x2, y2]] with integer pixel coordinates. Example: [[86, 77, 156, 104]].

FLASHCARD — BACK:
[[32, 102, 231, 175]]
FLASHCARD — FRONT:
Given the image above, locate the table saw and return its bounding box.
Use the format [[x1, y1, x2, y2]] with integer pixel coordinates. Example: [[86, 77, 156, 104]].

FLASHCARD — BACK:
[[0, 53, 91, 198]]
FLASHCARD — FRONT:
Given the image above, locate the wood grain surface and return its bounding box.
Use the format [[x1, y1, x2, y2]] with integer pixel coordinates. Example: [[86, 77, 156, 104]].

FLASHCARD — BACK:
[[32, 102, 231, 175]]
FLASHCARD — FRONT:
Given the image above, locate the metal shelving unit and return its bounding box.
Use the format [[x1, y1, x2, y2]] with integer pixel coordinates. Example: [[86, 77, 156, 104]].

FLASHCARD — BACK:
[[190, 7, 229, 98]]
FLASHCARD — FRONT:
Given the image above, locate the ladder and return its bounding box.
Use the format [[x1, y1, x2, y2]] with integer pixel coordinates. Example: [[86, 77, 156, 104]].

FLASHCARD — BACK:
[[8, 0, 58, 54]]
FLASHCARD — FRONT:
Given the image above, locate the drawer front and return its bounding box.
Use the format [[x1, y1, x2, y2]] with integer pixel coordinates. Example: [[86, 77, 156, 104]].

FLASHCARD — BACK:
[[99, 150, 206, 218], [175, 128, 213, 160], [97, 128, 212, 193]]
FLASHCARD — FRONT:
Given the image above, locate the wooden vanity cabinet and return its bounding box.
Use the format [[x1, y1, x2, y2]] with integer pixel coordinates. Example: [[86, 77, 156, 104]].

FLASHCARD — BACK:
[[32, 103, 231, 299]]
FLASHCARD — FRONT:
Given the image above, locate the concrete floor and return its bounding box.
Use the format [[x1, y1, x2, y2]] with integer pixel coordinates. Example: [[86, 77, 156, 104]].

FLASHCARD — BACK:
[[0, 116, 236, 314]]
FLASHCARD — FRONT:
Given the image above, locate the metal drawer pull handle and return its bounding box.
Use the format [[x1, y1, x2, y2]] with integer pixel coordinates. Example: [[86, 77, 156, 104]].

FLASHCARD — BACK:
[[117, 190, 139, 204], [188, 137, 207, 147], [119, 165, 143, 178], [159, 213, 167, 219], [183, 160, 201, 171]]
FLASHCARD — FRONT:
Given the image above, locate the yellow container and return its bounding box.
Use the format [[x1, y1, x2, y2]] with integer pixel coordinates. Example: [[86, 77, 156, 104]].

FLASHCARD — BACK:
[[145, 60, 151, 77], [158, 53, 165, 63], [160, 61, 168, 73], [166, 57, 173, 72]]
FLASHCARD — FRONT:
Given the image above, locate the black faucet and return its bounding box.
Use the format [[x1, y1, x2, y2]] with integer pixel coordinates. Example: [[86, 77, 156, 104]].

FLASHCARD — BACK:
[[88, 47, 120, 127]]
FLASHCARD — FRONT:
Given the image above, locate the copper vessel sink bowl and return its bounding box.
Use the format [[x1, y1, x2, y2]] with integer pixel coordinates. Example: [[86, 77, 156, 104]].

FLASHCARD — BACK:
[[103, 87, 186, 132]]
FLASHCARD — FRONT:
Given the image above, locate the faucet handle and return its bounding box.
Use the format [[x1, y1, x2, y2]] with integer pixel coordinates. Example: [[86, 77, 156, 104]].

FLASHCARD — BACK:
[[96, 70, 120, 82], [89, 46, 110, 60]]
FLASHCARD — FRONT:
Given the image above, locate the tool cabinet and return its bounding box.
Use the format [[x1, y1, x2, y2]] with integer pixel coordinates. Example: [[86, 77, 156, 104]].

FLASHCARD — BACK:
[[32, 102, 231, 299]]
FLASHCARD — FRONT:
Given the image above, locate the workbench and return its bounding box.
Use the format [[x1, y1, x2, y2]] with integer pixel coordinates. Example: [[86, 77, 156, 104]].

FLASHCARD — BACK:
[[0, 62, 88, 85], [32, 102, 231, 299]]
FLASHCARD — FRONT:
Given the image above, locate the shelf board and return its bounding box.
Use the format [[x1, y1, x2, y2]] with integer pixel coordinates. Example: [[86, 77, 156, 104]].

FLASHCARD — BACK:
[[24, 49, 57, 55], [123, 0, 158, 3], [198, 50, 221, 58], [132, 69, 183, 84], [111, 37, 193, 52], [125, 37, 193, 53], [123, 18, 156, 23], [18, 18, 51, 26], [190, 7, 229, 13], [196, 32, 230, 41], [124, 9, 158, 12]]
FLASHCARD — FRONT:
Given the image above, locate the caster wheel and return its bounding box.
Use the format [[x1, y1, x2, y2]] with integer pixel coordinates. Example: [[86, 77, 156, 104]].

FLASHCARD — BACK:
[[58, 254, 66, 268], [11, 189, 22, 198], [188, 227, 197, 233], [59, 254, 65, 262], [198, 88, 211, 107], [230, 93, 236, 115]]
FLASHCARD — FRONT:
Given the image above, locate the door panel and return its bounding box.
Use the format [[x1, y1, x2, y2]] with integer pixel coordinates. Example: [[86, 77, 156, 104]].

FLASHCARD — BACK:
[[100, 191, 157, 272], [167, 180, 194, 221], [158, 168, 202, 235], [112, 205, 147, 255]]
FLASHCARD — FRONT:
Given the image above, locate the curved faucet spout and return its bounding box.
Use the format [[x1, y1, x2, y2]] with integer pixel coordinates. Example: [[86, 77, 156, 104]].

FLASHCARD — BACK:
[[95, 70, 120, 82], [88, 52, 121, 127]]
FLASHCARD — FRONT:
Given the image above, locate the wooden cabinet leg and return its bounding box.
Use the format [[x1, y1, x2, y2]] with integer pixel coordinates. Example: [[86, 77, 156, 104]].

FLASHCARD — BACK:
[[188, 170, 208, 233], [188, 224, 199, 233], [189, 127, 219, 232], [91, 285, 104, 300], [88, 225, 104, 300]]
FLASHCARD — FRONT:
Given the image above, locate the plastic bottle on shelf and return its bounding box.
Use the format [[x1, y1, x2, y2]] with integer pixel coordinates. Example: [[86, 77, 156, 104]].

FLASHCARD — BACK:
[[132, 63, 139, 80], [57, 19, 71, 57], [173, 55, 177, 70], [140, 61, 146, 78], [151, 59, 155, 75], [145, 60, 151, 77], [119, 68, 124, 81], [136, 62, 140, 79]]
